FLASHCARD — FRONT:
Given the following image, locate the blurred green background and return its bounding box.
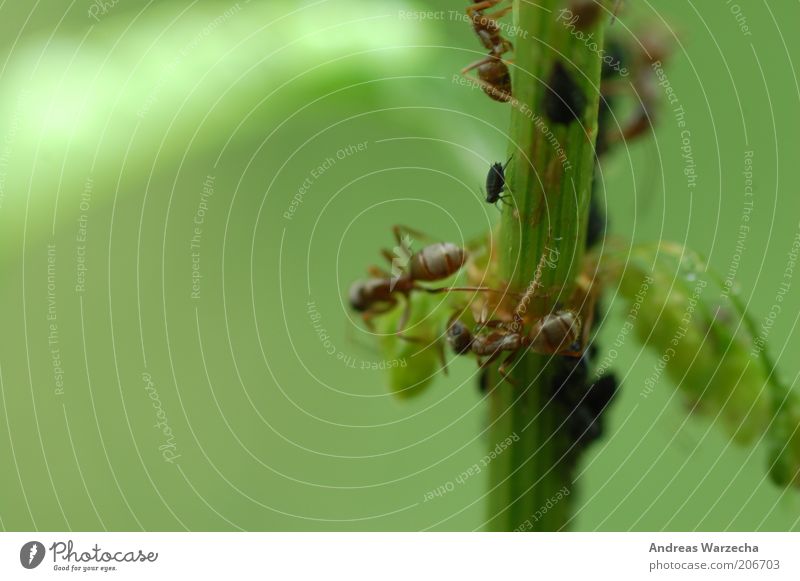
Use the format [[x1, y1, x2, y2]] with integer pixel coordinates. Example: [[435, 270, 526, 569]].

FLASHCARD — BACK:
[[0, 0, 798, 531]]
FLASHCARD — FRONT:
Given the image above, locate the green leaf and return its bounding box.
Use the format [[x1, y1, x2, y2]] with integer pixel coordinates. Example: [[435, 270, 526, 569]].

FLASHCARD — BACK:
[[599, 242, 800, 487], [374, 293, 450, 400]]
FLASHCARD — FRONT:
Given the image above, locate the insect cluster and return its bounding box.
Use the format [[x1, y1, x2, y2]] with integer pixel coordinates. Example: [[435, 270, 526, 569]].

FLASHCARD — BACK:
[[346, 1, 667, 449], [348, 2, 800, 485], [349, 225, 584, 352]]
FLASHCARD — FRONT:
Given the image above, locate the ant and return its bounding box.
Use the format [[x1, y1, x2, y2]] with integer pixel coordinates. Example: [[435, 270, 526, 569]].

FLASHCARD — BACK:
[[484, 156, 513, 208], [447, 309, 584, 381], [600, 29, 671, 149], [349, 226, 502, 337], [448, 248, 603, 384], [462, 0, 514, 102]]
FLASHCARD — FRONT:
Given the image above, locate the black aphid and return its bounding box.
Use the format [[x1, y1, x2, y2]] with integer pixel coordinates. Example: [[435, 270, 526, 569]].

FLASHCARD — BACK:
[[549, 352, 619, 449], [543, 61, 587, 125], [478, 368, 490, 394], [484, 156, 512, 207], [586, 191, 606, 249]]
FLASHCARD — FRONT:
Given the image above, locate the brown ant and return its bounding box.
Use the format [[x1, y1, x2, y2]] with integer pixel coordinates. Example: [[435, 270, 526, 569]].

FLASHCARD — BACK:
[[349, 226, 504, 337], [447, 250, 603, 384], [462, 0, 514, 102], [601, 28, 672, 148], [447, 309, 584, 382]]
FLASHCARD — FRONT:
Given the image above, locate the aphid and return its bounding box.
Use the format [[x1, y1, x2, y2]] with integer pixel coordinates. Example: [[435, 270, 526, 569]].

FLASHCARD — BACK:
[[484, 156, 512, 207], [549, 350, 618, 448], [478, 368, 491, 394], [768, 393, 800, 489], [584, 373, 618, 416], [576, 373, 619, 445], [543, 61, 587, 125], [461, 0, 514, 102], [349, 226, 497, 336], [585, 189, 606, 249], [567, 0, 604, 30]]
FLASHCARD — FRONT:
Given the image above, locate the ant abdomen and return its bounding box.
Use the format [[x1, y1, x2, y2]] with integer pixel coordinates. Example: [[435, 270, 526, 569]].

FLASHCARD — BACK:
[[410, 243, 467, 281], [531, 311, 582, 354], [478, 59, 512, 102]]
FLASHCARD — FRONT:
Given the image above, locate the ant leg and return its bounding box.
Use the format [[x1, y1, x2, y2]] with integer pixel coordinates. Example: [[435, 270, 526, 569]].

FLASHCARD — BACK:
[[418, 284, 518, 296], [578, 298, 600, 356], [393, 295, 434, 344], [479, 349, 503, 369], [610, 0, 623, 24], [421, 286, 525, 314], [466, 0, 505, 18], [461, 55, 494, 77], [479, 349, 518, 387], [392, 224, 433, 247], [484, 6, 513, 27], [446, 306, 472, 332], [360, 300, 397, 332], [368, 264, 391, 278], [497, 351, 521, 387], [567, 272, 601, 355], [395, 295, 414, 338], [345, 321, 380, 355], [618, 108, 653, 143], [380, 248, 410, 274], [378, 226, 426, 271], [436, 338, 449, 376]]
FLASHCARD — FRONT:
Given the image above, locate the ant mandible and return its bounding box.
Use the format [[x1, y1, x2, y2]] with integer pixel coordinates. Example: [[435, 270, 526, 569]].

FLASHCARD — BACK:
[[461, 0, 514, 102]]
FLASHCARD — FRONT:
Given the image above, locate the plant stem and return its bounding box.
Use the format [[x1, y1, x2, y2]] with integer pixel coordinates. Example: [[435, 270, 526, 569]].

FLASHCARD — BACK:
[[486, 0, 609, 532]]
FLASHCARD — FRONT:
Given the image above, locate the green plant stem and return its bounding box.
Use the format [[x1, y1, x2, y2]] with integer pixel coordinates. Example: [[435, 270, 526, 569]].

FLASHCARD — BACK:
[[486, 0, 609, 532]]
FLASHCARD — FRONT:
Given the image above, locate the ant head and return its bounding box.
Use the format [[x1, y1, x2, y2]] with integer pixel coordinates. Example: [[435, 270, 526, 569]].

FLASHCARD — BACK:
[[348, 280, 370, 312], [446, 321, 474, 355]]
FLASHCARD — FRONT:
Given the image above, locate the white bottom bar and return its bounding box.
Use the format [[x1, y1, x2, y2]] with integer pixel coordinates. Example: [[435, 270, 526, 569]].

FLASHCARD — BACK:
[[1, 533, 797, 580]]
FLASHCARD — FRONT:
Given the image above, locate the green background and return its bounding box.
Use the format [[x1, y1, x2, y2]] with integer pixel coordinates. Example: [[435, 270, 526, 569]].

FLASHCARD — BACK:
[[0, 0, 798, 531]]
